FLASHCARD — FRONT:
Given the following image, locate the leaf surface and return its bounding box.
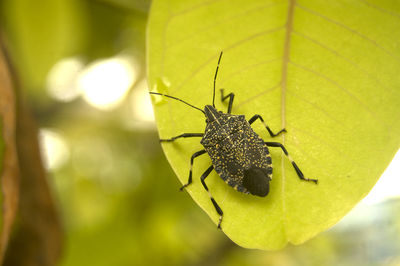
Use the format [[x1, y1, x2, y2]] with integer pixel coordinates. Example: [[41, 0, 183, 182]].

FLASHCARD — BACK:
[[148, 0, 400, 249]]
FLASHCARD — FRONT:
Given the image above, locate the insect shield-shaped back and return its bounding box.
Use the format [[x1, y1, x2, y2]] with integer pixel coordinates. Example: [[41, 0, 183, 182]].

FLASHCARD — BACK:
[[201, 106, 272, 197]]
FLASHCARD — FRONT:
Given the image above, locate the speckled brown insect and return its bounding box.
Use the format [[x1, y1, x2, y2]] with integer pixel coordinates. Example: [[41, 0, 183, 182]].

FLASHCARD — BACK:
[[150, 52, 318, 229]]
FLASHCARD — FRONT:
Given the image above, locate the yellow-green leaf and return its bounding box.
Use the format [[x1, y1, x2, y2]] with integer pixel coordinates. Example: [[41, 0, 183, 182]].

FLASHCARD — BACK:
[[147, 0, 400, 249]]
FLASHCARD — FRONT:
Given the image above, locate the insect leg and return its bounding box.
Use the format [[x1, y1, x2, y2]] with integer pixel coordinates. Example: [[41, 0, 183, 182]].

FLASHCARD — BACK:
[[220, 89, 235, 114], [160, 133, 203, 142], [180, 150, 207, 190], [200, 165, 224, 229], [248, 115, 286, 137], [264, 142, 318, 184]]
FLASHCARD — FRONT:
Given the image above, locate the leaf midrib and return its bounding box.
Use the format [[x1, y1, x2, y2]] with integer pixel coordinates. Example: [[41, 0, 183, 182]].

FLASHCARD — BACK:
[[280, 0, 296, 241]]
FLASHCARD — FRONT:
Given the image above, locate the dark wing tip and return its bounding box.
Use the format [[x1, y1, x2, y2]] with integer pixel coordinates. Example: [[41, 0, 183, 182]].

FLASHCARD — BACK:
[[242, 167, 270, 197]]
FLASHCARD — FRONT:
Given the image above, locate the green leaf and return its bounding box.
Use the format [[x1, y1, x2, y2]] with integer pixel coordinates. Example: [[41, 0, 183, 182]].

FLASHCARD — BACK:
[[147, 0, 400, 249]]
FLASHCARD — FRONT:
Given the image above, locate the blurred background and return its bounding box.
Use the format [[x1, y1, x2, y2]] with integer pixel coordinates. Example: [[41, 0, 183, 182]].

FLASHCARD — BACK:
[[0, 0, 399, 265]]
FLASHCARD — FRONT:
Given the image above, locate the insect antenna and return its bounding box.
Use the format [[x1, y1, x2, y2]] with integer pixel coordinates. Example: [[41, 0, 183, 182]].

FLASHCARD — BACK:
[[149, 92, 205, 114], [212, 51, 223, 108]]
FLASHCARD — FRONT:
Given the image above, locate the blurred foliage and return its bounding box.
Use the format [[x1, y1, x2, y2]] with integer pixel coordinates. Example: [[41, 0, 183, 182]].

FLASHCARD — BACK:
[[0, 0, 148, 104], [0, 0, 399, 265]]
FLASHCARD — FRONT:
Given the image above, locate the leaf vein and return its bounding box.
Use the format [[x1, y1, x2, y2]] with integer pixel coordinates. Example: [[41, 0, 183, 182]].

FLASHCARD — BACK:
[[170, 0, 223, 17], [293, 30, 396, 95], [295, 3, 400, 63], [222, 58, 282, 82], [358, 0, 400, 19], [280, 0, 297, 243], [166, 1, 284, 49], [172, 26, 285, 94], [160, 0, 224, 76], [289, 61, 386, 128], [286, 89, 346, 128], [237, 83, 280, 108]]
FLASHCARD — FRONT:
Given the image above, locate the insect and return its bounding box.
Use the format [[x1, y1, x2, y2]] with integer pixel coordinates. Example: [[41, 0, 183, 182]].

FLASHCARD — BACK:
[[150, 52, 318, 229]]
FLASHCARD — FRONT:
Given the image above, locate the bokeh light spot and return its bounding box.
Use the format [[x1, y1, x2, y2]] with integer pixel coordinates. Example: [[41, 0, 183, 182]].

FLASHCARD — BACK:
[[39, 128, 70, 170], [46, 57, 84, 102], [78, 55, 137, 110]]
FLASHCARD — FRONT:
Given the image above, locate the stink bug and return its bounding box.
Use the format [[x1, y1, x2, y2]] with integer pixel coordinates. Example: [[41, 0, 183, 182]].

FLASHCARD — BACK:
[[150, 52, 318, 229]]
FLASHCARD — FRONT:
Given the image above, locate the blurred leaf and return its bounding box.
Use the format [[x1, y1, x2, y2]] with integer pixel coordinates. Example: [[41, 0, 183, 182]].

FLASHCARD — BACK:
[[1, 0, 87, 97], [0, 42, 19, 264], [148, 0, 400, 249]]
